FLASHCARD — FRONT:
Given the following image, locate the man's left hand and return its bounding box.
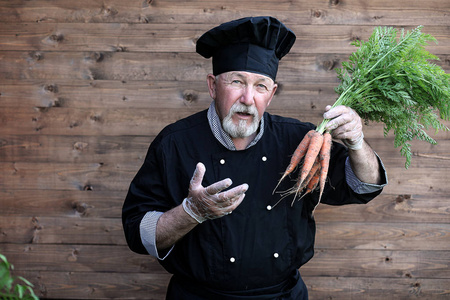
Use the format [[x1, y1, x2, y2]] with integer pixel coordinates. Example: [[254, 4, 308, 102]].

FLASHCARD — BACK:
[[323, 105, 364, 150]]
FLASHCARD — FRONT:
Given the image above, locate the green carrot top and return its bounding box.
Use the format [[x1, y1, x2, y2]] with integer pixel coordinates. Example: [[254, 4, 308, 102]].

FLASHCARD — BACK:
[[317, 26, 450, 168]]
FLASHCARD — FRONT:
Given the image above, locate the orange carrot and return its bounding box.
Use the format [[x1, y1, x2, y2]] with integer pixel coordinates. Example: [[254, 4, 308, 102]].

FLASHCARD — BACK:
[[290, 156, 320, 201], [300, 157, 320, 190], [284, 129, 314, 177], [273, 129, 314, 194], [273, 129, 330, 208], [305, 166, 321, 193], [318, 132, 332, 202], [272, 155, 321, 209], [291, 159, 321, 206], [297, 131, 323, 188]]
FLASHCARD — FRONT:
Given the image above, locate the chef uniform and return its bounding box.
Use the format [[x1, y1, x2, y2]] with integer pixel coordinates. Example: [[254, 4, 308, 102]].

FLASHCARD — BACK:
[[122, 16, 387, 299]]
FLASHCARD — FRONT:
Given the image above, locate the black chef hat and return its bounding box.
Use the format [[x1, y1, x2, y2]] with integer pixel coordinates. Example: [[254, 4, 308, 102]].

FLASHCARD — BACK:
[[196, 16, 296, 81]]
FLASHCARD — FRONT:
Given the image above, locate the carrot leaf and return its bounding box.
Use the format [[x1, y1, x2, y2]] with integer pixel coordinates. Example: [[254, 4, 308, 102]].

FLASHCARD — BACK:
[[317, 26, 450, 168]]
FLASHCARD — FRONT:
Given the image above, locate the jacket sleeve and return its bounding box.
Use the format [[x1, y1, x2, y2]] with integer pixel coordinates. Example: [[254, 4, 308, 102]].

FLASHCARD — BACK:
[[121, 135, 174, 254], [320, 141, 387, 206]]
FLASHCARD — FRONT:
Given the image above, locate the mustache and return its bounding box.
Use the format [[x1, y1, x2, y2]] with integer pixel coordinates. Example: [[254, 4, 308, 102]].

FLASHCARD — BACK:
[[230, 103, 258, 116]]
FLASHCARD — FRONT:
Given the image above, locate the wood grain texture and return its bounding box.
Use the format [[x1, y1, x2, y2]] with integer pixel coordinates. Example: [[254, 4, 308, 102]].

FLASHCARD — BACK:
[[303, 276, 450, 300], [0, 0, 449, 25], [0, 51, 448, 82], [14, 270, 171, 300], [0, 23, 448, 54]]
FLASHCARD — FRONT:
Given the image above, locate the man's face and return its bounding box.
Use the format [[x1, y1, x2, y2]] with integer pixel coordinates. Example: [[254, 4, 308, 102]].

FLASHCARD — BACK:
[[207, 71, 277, 138]]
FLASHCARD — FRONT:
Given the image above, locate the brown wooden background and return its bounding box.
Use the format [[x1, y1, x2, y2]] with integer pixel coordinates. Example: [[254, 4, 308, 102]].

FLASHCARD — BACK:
[[0, 0, 449, 299]]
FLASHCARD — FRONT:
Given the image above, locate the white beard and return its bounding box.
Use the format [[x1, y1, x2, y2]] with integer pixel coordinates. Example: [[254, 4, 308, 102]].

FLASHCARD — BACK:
[[222, 102, 260, 138]]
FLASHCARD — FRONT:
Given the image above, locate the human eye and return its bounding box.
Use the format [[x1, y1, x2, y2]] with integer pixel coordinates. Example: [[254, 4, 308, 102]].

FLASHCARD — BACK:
[[258, 83, 268, 89], [228, 78, 245, 89], [256, 83, 269, 92]]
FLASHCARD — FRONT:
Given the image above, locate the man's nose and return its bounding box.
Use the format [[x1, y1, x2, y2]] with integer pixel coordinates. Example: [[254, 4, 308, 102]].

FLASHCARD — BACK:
[[239, 86, 255, 106]]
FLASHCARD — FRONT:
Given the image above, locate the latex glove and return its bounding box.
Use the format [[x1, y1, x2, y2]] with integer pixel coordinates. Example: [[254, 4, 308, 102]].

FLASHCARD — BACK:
[[323, 105, 364, 150], [182, 162, 248, 223]]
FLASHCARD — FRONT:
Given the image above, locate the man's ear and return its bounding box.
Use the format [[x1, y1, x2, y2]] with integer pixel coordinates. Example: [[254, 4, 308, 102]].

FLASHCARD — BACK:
[[206, 74, 216, 99]]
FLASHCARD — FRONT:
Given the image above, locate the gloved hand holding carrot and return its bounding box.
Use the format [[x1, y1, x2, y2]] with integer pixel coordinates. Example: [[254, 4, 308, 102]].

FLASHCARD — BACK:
[[323, 105, 364, 150], [182, 162, 248, 223]]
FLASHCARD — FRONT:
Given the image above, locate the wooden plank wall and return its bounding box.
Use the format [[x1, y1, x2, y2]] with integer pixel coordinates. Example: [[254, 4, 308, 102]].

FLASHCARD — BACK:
[[0, 0, 449, 299]]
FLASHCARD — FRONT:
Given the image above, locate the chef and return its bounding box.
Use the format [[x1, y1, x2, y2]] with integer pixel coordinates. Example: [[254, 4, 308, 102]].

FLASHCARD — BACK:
[[122, 16, 387, 299]]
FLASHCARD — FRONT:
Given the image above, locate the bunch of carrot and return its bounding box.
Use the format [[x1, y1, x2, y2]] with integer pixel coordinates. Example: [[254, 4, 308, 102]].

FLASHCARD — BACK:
[[273, 129, 332, 208], [273, 25, 450, 210]]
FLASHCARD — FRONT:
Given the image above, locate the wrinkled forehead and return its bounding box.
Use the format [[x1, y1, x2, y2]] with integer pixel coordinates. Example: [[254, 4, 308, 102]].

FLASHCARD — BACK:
[[220, 71, 275, 84]]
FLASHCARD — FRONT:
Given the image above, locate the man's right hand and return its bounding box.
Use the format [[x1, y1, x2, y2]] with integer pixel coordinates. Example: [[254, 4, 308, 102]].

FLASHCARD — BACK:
[[182, 162, 248, 223]]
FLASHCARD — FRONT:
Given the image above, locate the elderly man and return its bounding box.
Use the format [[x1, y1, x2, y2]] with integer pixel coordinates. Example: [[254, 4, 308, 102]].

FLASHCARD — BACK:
[[122, 16, 387, 299]]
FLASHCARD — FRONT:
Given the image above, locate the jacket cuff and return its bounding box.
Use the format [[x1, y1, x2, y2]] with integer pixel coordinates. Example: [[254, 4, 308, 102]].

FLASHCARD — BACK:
[[345, 152, 388, 194], [140, 211, 173, 260]]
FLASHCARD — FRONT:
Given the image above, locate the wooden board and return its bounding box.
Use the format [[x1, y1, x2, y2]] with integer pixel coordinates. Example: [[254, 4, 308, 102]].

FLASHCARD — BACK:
[[0, 0, 449, 25], [0, 51, 448, 82], [0, 23, 448, 54]]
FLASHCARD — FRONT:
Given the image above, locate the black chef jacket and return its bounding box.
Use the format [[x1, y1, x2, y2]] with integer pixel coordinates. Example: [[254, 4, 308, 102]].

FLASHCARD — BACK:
[[122, 109, 384, 294]]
